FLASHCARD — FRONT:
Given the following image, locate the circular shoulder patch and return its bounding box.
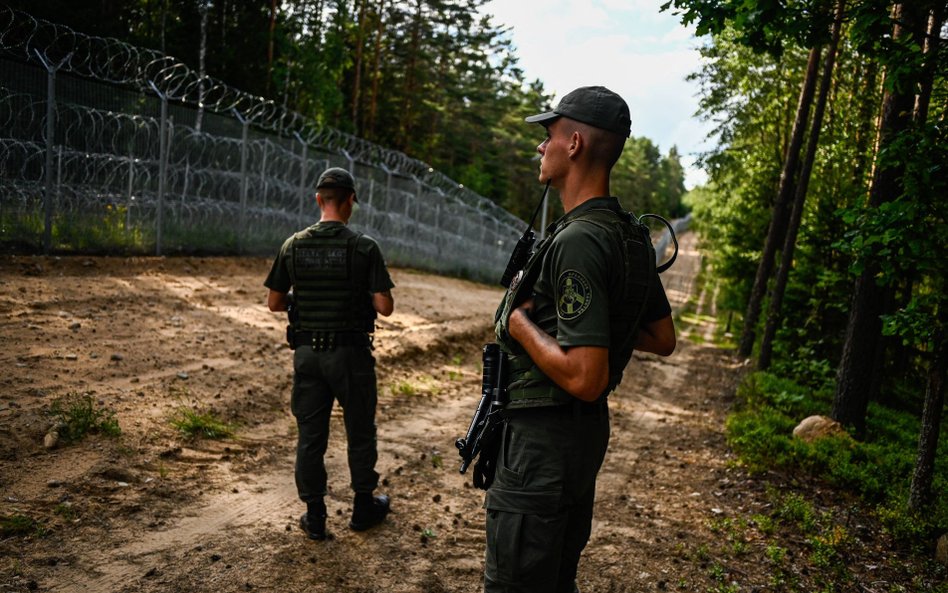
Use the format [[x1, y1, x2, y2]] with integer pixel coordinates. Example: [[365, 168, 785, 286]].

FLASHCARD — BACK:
[[556, 269, 592, 320]]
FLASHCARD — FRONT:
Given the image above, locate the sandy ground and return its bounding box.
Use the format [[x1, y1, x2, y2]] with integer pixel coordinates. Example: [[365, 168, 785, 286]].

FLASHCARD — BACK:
[[1, 232, 943, 593]]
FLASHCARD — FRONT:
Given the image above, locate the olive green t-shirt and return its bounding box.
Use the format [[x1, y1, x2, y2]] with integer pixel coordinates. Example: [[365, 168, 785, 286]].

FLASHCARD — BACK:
[[533, 197, 671, 348]]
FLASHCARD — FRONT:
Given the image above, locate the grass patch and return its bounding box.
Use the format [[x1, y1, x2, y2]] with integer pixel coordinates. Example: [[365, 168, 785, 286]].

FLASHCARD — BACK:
[[170, 407, 235, 439], [0, 513, 46, 538], [49, 393, 121, 443], [390, 375, 439, 397], [727, 371, 948, 544], [391, 381, 418, 396]]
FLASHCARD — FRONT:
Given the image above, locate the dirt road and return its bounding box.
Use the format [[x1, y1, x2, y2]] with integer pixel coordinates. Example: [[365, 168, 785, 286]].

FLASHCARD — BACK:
[[1, 232, 935, 593]]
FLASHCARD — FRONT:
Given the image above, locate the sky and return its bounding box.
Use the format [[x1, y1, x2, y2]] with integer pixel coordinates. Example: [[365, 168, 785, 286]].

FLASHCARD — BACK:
[[480, 0, 714, 189]]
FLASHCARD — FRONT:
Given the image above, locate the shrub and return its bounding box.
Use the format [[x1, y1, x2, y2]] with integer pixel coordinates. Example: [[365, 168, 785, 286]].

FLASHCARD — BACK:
[[49, 393, 121, 443], [727, 371, 948, 542], [170, 407, 234, 439]]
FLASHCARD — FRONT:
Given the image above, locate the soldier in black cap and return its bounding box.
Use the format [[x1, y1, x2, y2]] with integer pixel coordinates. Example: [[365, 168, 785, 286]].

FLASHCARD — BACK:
[[484, 86, 677, 591], [265, 166, 394, 540]]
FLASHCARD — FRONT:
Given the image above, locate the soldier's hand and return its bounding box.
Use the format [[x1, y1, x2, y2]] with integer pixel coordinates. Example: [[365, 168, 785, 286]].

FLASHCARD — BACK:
[[515, 298, 535, 318], [508, 298, 536, 344]]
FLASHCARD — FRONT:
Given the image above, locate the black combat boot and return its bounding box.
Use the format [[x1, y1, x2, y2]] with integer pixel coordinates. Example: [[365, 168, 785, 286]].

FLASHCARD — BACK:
[[299, 499, 328, 540], [349, 492, 390, 531]]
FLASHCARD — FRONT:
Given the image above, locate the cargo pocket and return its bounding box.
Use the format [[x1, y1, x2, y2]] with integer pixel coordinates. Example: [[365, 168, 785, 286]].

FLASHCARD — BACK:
[[485, 509, 524, 585], [497, 420, 523, 487]]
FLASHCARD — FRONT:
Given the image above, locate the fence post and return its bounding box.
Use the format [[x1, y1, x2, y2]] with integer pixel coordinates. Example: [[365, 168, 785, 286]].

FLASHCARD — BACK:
[[35, 49, 71, 254], [342, 149, 355, 174], [293, 132, 308, 228], [232, 108, 249, 252], [260, 140, 269, 210], [380, 164, 392, 213], [182, 159, 190, 204], [147, 81, 169, 255], [126, 150, 134, 232], [55, 145, 63, 220], [410, 176, 420, 219]]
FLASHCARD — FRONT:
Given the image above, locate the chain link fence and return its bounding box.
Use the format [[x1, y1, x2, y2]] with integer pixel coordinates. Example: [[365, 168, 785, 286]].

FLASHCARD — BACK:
[[0, 7, 525, 282]]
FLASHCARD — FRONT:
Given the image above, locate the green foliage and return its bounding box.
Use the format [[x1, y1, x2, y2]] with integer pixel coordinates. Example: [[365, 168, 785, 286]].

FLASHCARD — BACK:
[[661, 0, 836, 57], [49, 393, 121, 443], [170, 407, 234, 440], [837, 121, 948, 353], [391, 381, 418, 397], [52, 204, 145, 252], [774, 491, 818, 533], [769, 339, 837, 390], [727, 372, 948, 541], [613, 137, 689, 217], [53, 503, 76, 522], [390, 375, 440, 397], [683, 2, 946, 398], [0, 513, 46, 538]]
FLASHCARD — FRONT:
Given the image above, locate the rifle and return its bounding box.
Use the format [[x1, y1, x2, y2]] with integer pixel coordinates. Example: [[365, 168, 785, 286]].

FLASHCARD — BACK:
[[455, 182, 550, 488], [454, 343, 508, 489], [456, 182, 681, 488], [499, 180, 551, 288]]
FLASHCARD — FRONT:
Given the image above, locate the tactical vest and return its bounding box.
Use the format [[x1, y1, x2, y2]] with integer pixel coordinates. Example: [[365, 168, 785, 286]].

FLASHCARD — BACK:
[[288, 224, 376, 333], [496, 206, 655, 409]]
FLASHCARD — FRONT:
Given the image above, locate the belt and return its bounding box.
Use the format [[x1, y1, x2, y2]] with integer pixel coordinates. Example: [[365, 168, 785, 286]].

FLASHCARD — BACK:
[[292, 331, 372, 350], [506, 399, 607, 418]]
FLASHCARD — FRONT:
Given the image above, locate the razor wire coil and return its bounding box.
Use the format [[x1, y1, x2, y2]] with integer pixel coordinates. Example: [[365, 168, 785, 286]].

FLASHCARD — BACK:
[[0, 6, 524, 281]]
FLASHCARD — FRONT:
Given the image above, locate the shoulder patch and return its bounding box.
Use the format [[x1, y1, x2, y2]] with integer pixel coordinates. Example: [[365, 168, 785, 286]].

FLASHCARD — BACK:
[[557, 269, 592, 320]]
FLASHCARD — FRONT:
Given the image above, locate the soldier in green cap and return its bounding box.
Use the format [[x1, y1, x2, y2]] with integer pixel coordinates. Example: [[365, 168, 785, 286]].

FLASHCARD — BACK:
[[265, 166, 394, 541], [484, 86, 677, 592]]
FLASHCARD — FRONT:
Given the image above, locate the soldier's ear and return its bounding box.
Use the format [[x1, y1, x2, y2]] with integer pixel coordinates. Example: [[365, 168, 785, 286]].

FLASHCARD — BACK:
[[568, 131, 583, 158]]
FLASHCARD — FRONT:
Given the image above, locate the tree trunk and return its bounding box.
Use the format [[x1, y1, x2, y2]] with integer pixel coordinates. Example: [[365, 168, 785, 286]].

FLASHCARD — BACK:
[[738, 46, 822, 358], [906, 3, 946, 515], [267, 0, 279, 96], [160, 0, 169, 54], [366, 0, 387, 140], [759, 0, 844, 370], [833, 3, 925, 437], [914, 5, 943, 125], [397, 0, 424, 151], [909, 322, 947, 512], [196, 1, 209, 132], [852, 60, 878, 186], [351, 0, 368, 132]]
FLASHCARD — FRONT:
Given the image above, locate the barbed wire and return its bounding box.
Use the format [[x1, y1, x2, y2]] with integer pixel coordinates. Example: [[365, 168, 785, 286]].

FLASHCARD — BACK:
[[0, 6, 525, 281]]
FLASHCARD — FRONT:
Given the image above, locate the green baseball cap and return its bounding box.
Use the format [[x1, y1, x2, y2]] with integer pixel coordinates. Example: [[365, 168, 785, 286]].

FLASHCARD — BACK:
[[525, 86, 631, 137]]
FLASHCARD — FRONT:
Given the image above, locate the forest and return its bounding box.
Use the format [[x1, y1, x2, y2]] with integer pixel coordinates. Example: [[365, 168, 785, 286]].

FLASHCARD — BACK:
[[5, 0, 689, 222], [666, 0, 948, 553], [3, 0, 947, 581]]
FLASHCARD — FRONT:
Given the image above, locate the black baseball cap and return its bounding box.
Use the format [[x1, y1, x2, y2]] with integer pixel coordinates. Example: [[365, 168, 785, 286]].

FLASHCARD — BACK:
[[525, 86, 631, 137], [316, 167, 357, 201]]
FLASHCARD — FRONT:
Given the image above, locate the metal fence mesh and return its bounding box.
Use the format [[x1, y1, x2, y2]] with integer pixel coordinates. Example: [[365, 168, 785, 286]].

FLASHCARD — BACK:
[[0, 7, 525, 282]]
